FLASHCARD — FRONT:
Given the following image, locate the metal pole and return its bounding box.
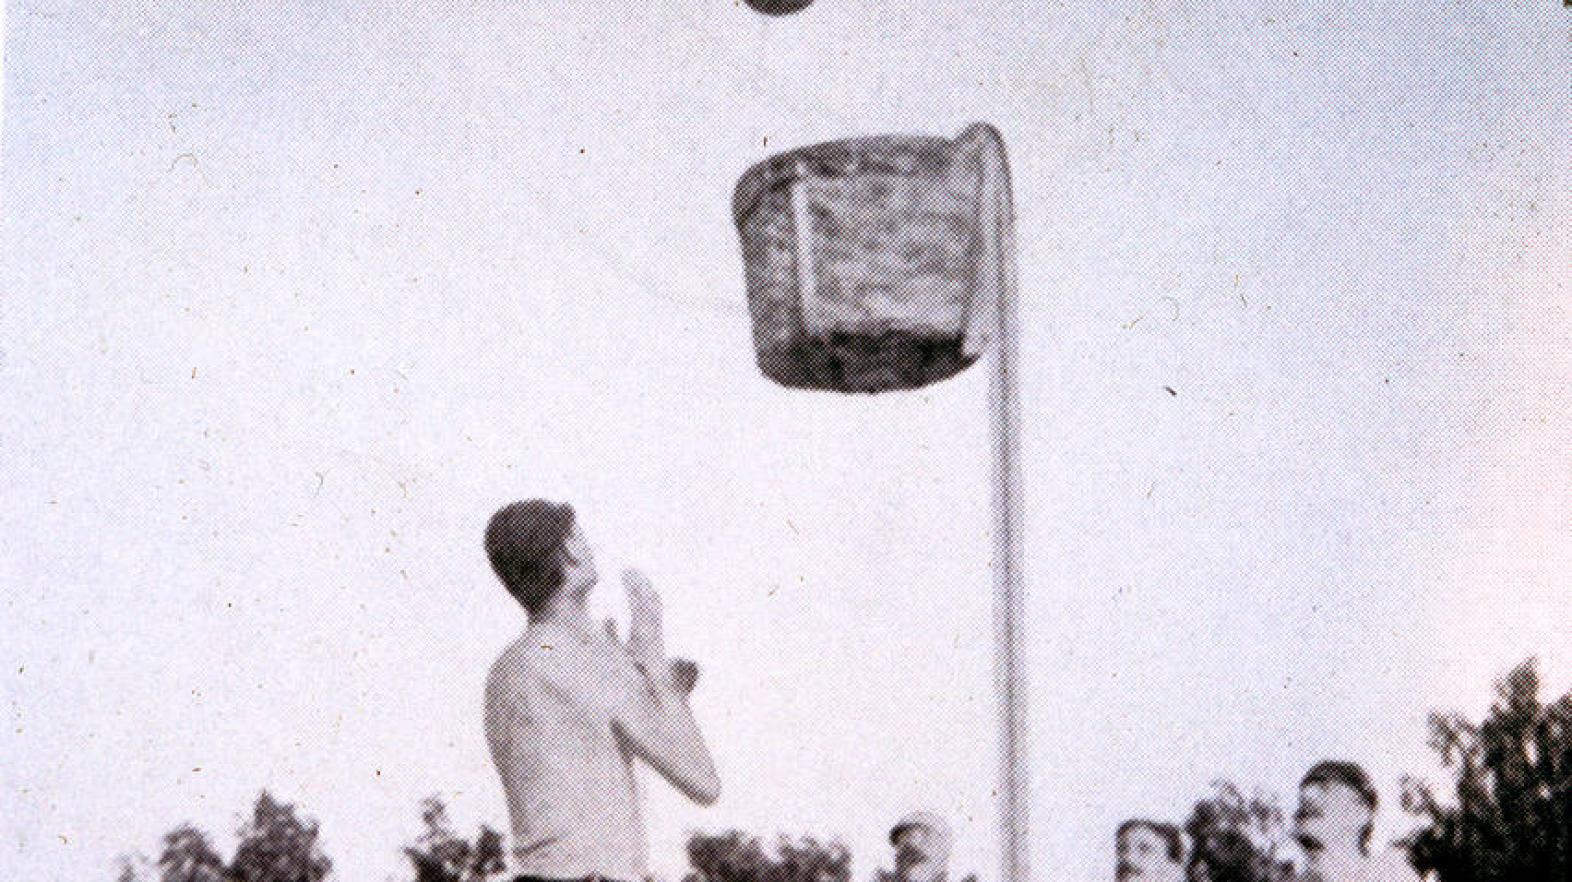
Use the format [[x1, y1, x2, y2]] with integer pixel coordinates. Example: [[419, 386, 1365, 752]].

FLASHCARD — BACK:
[[979, 126, 1029, 882]]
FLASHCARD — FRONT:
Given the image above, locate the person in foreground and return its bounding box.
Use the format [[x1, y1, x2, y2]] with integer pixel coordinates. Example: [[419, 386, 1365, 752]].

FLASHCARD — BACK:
[[1114, 819, 1186, 882], [483, 499, 721, 882], [1293, 761, 1422, 882]]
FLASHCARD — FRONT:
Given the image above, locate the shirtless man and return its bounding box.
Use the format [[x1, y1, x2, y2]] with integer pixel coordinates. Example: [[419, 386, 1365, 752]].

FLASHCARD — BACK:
[[483, 499, 721, 882], [1294, 761, 1421, 882]]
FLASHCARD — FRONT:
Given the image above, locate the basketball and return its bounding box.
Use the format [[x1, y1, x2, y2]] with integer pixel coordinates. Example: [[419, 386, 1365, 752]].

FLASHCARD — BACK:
[[744, 0, 816, 16]]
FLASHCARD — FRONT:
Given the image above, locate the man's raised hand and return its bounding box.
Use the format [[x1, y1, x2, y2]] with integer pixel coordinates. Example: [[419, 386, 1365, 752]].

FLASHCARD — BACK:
[[623, 568, 665, 666], [621, 570, 699, 696]]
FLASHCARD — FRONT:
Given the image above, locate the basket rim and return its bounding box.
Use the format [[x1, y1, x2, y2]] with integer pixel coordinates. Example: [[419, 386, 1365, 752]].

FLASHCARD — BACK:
[[730, 132, 955, 228]]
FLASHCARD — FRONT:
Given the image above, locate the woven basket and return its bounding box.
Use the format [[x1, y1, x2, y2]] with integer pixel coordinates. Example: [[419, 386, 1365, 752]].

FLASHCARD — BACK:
[[733, 123, 1015, 392]]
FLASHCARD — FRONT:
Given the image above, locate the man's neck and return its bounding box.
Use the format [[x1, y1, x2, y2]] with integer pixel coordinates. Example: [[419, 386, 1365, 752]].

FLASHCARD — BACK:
[[530, 596, 593, 636]]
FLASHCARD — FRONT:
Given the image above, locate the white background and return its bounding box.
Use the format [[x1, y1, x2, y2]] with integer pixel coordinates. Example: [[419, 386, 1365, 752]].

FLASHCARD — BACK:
[[3, 3, 1569, 881]]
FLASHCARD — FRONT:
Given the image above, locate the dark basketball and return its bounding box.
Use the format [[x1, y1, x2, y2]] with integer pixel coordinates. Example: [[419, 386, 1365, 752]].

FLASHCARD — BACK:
[[744, 0, 816, 16]]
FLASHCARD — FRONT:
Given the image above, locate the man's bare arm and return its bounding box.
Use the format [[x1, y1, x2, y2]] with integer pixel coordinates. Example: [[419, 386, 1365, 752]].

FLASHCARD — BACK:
[[606, 570, 722, 805]]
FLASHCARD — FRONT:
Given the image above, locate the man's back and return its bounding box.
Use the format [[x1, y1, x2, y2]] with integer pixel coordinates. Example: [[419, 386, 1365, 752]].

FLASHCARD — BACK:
[[484, 623, 650, 881]]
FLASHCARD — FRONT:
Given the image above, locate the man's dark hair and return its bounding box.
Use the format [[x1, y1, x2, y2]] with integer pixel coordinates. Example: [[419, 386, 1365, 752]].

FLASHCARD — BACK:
[[485, 499, 576, 614], [1301, 759, 1377, 852], [1116, 819, 1185, 863]]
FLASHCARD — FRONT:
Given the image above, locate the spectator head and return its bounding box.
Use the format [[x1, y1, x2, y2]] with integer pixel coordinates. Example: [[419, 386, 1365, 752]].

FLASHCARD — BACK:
[[1115, 819, 1186, 882], [890, 812, 953, 882], [485, 500, 596, 614], [1296, 760, 1378, 855]]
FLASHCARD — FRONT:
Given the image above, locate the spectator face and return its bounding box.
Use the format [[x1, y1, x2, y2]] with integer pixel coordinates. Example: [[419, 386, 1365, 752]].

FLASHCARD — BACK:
[[1116, 825, 1183, 882], [1295, 780, 1372, 854], [894, 825, 943, 875]]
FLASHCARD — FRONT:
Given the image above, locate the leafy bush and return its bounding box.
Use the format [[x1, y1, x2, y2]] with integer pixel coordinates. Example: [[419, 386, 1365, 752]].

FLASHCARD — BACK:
[[401, 796, 507, 882], [1184, 781, 1295, 882], [133, 793, 330, 882], [1403, 658, 1572, 882], [684, 830, 852, 882], [154, 825, 229, 882], [229, 792, 332, 882]]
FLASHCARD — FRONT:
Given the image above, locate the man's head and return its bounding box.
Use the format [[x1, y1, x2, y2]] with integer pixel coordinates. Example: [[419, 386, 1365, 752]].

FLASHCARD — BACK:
[[1115, 819, 1185, 882], [890, 812, 952, 882], [485, 500, 597, 615], [1295, 760, 1378, 856]]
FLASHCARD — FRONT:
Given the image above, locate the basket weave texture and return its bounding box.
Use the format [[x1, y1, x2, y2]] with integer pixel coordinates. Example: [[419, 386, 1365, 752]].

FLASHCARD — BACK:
[[734, 130, 1004, 393]]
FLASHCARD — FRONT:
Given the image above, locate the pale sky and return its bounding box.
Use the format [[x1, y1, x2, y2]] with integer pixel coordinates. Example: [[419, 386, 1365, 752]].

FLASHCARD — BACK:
[[2, 3, 1569, 882]]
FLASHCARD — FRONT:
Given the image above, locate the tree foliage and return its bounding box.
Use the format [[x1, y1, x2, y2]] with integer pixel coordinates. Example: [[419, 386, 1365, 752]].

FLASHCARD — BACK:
[[401, 796, 507, 882], [155, 825, 229, 882], [115, 853, 158, 882], [229, 792, 333, 882], [1184, 781, 1295, 882], [684, 830, 852, 882], [1403, 658, 1572, 882], [142, 792, 331, 882]]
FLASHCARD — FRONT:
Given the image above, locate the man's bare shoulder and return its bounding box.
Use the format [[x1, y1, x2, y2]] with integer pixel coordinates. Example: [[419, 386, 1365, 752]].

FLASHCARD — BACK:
[[487, 628, 623, 693], [487, 635, 534, 682], [485, 637, 534, 709]]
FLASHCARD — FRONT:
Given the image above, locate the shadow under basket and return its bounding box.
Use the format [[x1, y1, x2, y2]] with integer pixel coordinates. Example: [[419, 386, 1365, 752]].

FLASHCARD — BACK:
[[756, 332, 975, 394]]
